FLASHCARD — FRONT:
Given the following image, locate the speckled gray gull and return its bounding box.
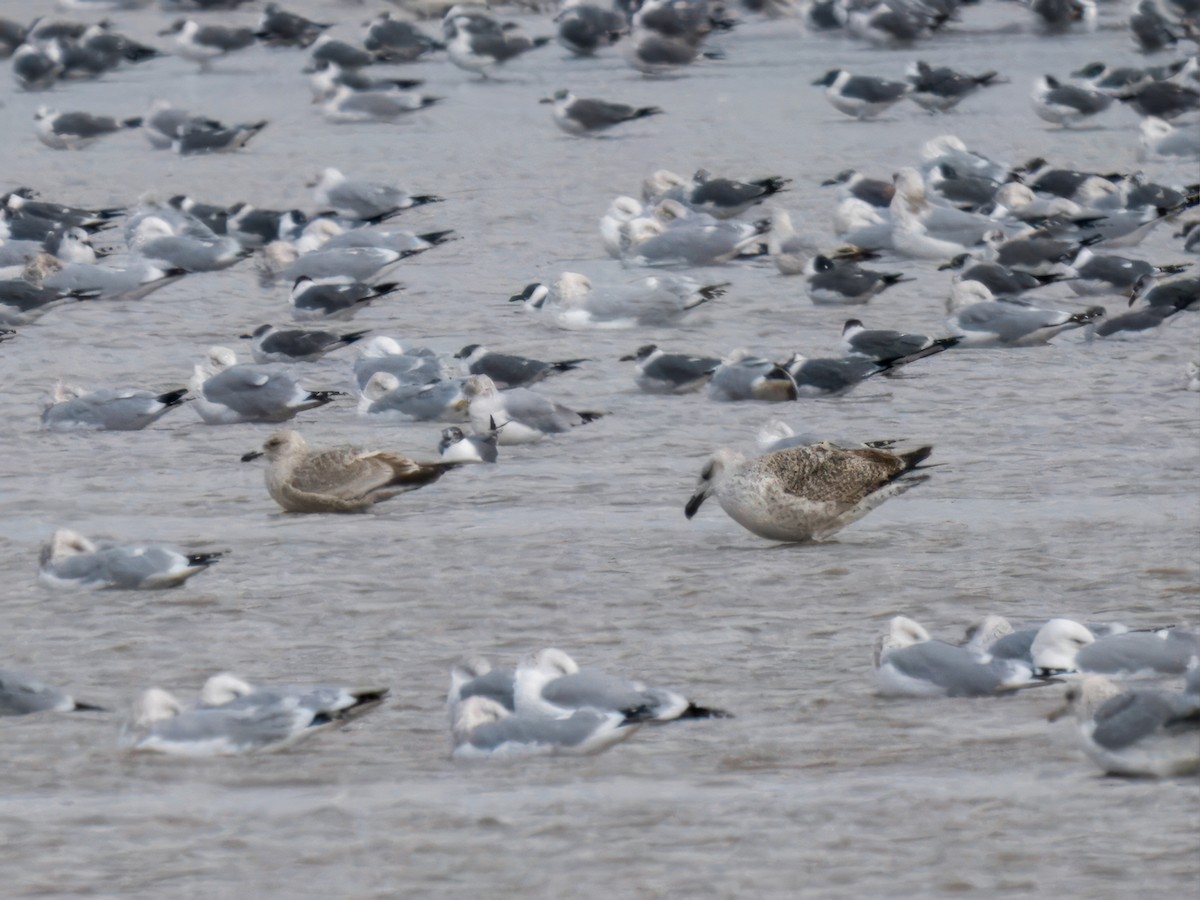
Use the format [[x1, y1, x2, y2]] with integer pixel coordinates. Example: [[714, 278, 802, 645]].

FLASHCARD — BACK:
[[289, 276, 403, 320], [1032, 619, 1200, 677], [242, 324, 369, 364], [41, 383, 189, 431], [621, 344, 721, 394], [455, 344, 585, 389], [812, 69, 910, 119], [198, 673, 387, 718], [707, 349, 798, 402], [873, 616, 1043, 698], [121, 689, 349, 757], [685, 442, 933, 542], [543, 90, 662, 136], [358, 372, 469, 422], [841, 319, 961, 360], [241, 429, 455, 513], [312, 168, 442, 221], [450, 696, 638, 759], [38, 528, 222, 590], [946, 282, 1106, 347], [1, 669, 105, 716], [354, 336, 450, 390], [189, 347, 344, 425], [511, 272, 727, 328], [804, 255, 911, 305], [462, 374, 602, 445], [515, 648, 729, 722], [34, 107, 143, 150], [438, 426, 498, 464], [1048, 673, 1200, 777]]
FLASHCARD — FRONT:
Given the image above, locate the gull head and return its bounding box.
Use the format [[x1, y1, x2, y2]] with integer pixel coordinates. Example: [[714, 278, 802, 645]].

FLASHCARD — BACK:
[[555, 272, 592, 301], [362, 371, 401, 401], [1047, 675, 1123, 723], [462, 374, 498, 400], [200, 673, 256, 707], [685, 448, 745, 520], [509, 282, 549, 308], [243, 429, 307, 464], [1031, 618, 1096, 673], [357, 335, 405, 360], [452, 695, 509, 742], [131, 688, 184, 727], [41, 528, 98, 565]]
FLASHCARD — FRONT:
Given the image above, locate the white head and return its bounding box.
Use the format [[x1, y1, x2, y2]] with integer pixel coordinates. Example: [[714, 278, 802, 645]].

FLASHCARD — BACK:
[[892, 168, 928, 212], [451, 695, 509, 743], [358, 335, 404, 359], [200, 673, 255, 707], [641, 169, 687, 201], [449, 655, 492, 699], [652, 198, 691, 224], [258, 429, 307, 462], [316, 167, 344, 191], [49, 380, 83, 404], [363, 371, 401, 401], [920, 134, 968, 161], [461, 374, 498, 400], [513, 648, 579, 715], [993, 183, 1036, 211], [554, 272, 592, 301], [42, 528, 98, 563], [626, 218, 665, 246], [130, 216, 176, 247], [755, 420, 794, 450], [131, 688, 184, 728], [204, 346, 238, 372], [964, 615, 1014, 654], [946, 278, 994, 312], [833, 197, 885, 232], [295, 217, 343, 254], [607, 196, 644, 221], [1031, 618, 1096, 672]]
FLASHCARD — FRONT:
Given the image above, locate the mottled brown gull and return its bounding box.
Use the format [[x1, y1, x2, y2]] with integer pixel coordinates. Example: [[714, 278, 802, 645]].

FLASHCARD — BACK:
[[685, 441, 933, 542], [241, 429, 455, 513]]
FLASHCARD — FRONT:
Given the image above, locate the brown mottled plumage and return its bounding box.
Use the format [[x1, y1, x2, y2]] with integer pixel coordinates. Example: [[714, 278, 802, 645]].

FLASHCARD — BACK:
[[242, 429, 454, 513]]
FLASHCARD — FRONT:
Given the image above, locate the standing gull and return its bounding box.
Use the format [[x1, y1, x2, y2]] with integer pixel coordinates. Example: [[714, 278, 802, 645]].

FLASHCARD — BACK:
[[241, 429, 455, 513], [813, 69, 910, 120], [685, 442, 933, 542]]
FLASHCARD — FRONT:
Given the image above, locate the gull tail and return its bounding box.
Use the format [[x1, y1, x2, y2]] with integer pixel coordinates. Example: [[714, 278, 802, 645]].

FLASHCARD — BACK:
[[677, 702, 734, 720], [121, 117, 144, 130], [186, 551, 225, 569], [698, 282, 731, 302], [1067, 305, 1106, 326], [368, 282, 403, 300], [550, 358, 588, 373], [72, 700, 109, 712], [632, 106, 663, 121], [751, 176, 792, 195], [156, 388, 190, 408], [880, 273, 914, 288], [417, 230, 456, 246], [577, 411, 604, 424], [338, 330, 371, 347], [305, 390, 347, 405]]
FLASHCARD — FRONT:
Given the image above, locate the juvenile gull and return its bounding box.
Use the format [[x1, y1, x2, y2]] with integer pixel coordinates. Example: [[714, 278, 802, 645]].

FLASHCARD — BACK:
[[451, 696, 638, 759], [543, 90, 662, 136], [514, 648, 729, 722], [242, 323, 369, 364], [121, 688, 362, 757], [290, 276, 402, 320], [41, 383, 189, 431], [462, 374, 602, 445], [685, 442, 933, 542], [34, 107, 143, 150], [1, 669, 104, 716], [241, 429, 455, 513], [1048, 674, 1200, 777], [38, 529, 222, 590], [438, 426, 498, 464], [620, 344, 721, 394], [455, 344, 585, 389], [190, 347, 343, 425]]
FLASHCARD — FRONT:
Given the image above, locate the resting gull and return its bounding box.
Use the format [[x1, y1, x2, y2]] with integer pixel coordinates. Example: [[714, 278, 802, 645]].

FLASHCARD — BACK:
[[241, 429, 455, 513], [1, 669, 105, 715], [242, 324, 369, 364], [685, 442, 932, 542], [198, 673, 387, 718], [1031, 619, 1200, 677], [455, 344, 585, 389], [189, 346, 344, 425], [38, 528, 222, 590], [41, 383, 189, 431], [358, 373, 469, 423], [450, 696, 638, 759], [621, 344, 721, 394], [438, 426, 499, 464], [543, 90, 662, 136], [289, 276, 402, 320], [707, 350, 798, 402], [462, 374, 602, 444]]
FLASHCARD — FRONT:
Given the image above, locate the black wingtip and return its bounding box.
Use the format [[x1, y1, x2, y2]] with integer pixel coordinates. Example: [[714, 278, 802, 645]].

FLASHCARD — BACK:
[[72, 701, 109, 713], [679, 703, 733, 720], [157, 388, 190, 407], [186, 551, 225, 567]]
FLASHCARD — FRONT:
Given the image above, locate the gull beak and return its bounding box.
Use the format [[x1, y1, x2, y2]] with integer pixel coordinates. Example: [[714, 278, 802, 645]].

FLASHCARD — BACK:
[[684, 490, 708, 520], [538, 96, 554, 104], [619, 353, 636, 361], [1046, 702, 1069, 723], [240, 450, 264, 462]]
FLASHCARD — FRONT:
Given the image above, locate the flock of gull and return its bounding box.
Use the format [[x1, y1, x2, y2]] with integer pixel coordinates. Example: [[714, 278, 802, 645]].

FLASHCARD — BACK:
[[1, 0, 1198, 773]]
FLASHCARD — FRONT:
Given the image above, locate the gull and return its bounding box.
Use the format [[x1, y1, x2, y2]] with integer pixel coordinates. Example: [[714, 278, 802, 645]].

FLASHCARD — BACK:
[[358, 373, 469, 422], [34, 108, 143, 150], [255, 3, 332, 47], [804, 255, 911, 305], [438, 426, 498, 463], [938, 253, 1061, 297], [1117, 80, 1200, 120], [1032, 619, 1200, 677], [542, 90, 662, 137], [38, 529, 222, 591], [1031, 76, 1113, 127], [444, 13, 549, 79], [121, 688, 364, 757], [765, 208, 822, 275], [707, 350, 798, 402], [312, 168, 441, 221], [142, 101, 223, 149], [41, 383, 189, 431], [1129, 0, 1182, 53], [199, 673, 387, 718], [462, 374, 601, 445], [354, 336, 450, 390], [833, 198, 894, 251], [1139, 117, 1200, 161], [624, 30, 714, 77], [454, 344, 585, 389], [1048, 674, 1200, 777], [159, 19, 256, 69], [0, 280, 97, 325], [273, 246, 408, 284], [189, 346, 344, 425], [448, 656, 516, 723], [450, 696, 639, 759], [241, 324, 369, 364], [756, 421, 902, 454], [906, 61, 1004, 113], [889, 168, 1000, 259], [308, 36, 374, 70], [873, 616, 1041, 697], [1130, 273, 1200, 313], [174, 120, 268, 156], [555, 4, 626, 56], [290, 276, 402, 320], [130, 217, 249, 273], [946, 283, 1106, 347], [318, 224, 453, 257], [1092, 303, 1187, 339], [511, 272, 726, 328], [41, 260, 186, 302], [823, 169, 895, 208], [1065, 248, 1188, 297], [812, 69, 910, 120], [515, 648, 729, 722], [242, 429, 455, 513], [782, 351, 939, 396], [686, 170, 791, 219], [622, 218, 768, 267], [13, 43, 65, 91], [322, 85, 441, 125], [308, 61, 426, 103], [363, 13, 443, 62], [1, 670, 105, 716], [685, 442, 933, 542], [620, 344, 721, 394], [841, 319, 960, 360]]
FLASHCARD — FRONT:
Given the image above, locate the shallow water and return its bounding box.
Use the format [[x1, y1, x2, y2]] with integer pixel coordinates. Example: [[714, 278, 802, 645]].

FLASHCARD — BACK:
[[0, 0, 1197, 896]]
